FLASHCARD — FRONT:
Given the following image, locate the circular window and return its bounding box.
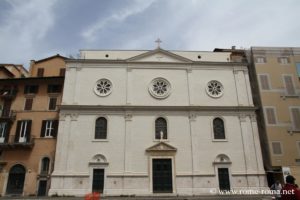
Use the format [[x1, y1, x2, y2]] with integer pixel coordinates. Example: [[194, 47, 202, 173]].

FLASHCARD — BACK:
[[206, 80, 224, 98], [149, 78, 171, 99], [94, 79, 113, 97]]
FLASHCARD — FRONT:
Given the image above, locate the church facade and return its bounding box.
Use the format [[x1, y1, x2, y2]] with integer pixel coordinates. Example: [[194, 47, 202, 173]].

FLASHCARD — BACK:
[[49, 48, 267, 196]]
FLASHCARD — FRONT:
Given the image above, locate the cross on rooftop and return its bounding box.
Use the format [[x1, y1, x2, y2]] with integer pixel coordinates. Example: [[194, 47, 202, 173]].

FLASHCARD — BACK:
[[155, 38, 162, 48]]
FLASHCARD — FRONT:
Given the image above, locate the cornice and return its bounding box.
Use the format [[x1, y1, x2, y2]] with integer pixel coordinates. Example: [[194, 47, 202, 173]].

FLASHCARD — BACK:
[[66, 59, 248, 67], [60, 105, 257, 112]]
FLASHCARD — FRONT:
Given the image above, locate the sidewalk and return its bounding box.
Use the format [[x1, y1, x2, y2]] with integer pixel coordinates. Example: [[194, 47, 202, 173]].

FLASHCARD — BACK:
[[0, 195, 273, 200]]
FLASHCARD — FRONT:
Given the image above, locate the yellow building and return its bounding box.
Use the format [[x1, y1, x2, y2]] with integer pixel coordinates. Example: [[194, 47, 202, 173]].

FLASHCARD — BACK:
[[0, 55, 66, 196], [250, 47, 300, 185]]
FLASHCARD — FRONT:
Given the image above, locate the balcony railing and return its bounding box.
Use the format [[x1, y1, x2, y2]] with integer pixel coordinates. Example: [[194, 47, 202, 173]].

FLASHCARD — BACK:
[[0, 110, 16, 120], [0, 88, 17, 99], [0, 135, 34, 149]]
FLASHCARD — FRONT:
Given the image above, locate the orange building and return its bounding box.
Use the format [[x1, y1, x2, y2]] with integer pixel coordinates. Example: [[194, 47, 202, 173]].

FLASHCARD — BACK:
[[0, 55, 66, 196]]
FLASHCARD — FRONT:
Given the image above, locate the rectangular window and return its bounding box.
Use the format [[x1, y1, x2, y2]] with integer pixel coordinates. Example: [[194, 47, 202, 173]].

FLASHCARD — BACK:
[[278, 57, 290, 64], [48, 97, 57, 110], [47, 85, 62, 93], [271, 142, 282, 155], [59, 68, 66, 76], [283, 75, 296, 95], [259, 74, 270, 90], [297, 141, 300, 157], [265, 107, 277, 124], [40, 120, 58, 137], [37, 68, 44, 77], [291, 108, 300, 130], [255, 57, 266, 63], [296, 63, 300, 77], [24, 98, 33, 111], [24, 85, 39, 94], [15, 120, 32, 143]]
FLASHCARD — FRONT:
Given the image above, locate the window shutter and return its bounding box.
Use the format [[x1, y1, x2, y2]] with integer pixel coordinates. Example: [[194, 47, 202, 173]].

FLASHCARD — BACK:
[[266, 108, 276, 124], [259, 75, 270, 90], [40, 120, 47, 137], [49, 98, 57, 110], [4, 122, 10, 143], [287, 57, 290, 63], [15, 121, 22, 142], [37, 68, 44, 77], [26, 120, 32, 142], [291, 108, 300, 130], [272, 142, 282, 155], [52, 120, 59, 137], [284, 76, 295, 95], [24, 98, 33, 110], [59, 68, 66, 76]]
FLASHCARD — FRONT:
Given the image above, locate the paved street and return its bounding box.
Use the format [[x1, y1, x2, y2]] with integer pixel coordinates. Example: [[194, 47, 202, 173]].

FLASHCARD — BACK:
[[0, 195, 273, 200]]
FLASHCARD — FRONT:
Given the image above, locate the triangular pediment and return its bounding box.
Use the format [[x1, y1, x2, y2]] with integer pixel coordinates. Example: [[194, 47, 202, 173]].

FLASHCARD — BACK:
[[146, 142, 177, 152], [126, 48, 193, 63]]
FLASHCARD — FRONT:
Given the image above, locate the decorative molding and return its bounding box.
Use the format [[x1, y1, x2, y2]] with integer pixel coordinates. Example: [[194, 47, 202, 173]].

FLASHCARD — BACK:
[[250, 114, 257, 122], [126, 67, 132, 72], [59, 113, 66, 121], [239, 114, 247, 122], [60, 105, 257, 112], [70, 113, 78, 121], [124, 113, 132, 121], [189, 112, 197, 121]]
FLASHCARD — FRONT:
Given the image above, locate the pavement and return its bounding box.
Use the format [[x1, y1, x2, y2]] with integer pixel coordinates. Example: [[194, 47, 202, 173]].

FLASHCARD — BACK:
[[0, 195, 273, 200]]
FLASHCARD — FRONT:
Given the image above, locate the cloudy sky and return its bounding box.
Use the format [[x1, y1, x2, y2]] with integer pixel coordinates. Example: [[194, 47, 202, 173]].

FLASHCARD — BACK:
[[0, 0, 300, 67]]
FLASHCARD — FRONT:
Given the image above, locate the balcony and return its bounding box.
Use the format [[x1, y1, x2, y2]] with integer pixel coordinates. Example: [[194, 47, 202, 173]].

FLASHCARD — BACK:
[[0, 110, 16, 121], [0, 135, 34, 149], [0, 88, 17, 99]]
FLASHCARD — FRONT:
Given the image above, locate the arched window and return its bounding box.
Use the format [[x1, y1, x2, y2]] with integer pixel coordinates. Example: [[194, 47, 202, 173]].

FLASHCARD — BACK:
[[41, 157, 50, 174], [213, 118, 225, 139], [6, 164, 26, 194], [95, 117, 107, 139], [155, 117, 167, 140]]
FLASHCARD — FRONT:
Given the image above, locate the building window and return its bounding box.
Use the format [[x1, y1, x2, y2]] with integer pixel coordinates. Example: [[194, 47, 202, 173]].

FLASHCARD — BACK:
[[290, 108, 300, 130], [94, 79, 113, 97], [155, 117, 167, 140], [37, 68, 44, 77], [95, 117, 107, 139], [40, 157, 50, 174], [15, 120, 32, 143], [271, 142, 282, 155], [255, 57, 266, 64], [48, 97, 57, 110], [59, 68, 66, 76], [278, 57, 290, 64], [258, 74, 270, 90], [213, 118, 225, 139], [0, 122, 8, 143], [283, 75, 296, 95], [296, 63, 300, 77], [47, 85, 62, 93], [149, 78, 171, 99], [24, 98, 33, 110], [206, 80, 224, 98], [265, 107, 277, 125], [40, 120, 58, 137], [24, 85, 38, 94]]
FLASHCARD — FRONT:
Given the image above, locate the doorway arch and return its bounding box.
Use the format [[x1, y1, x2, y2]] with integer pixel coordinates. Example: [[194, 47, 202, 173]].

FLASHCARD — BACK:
[[6, 164, 26, 195]]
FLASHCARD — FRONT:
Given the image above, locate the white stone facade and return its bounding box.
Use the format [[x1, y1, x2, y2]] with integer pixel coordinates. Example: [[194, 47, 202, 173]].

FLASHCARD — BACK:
[[49, 48, 267, 196]]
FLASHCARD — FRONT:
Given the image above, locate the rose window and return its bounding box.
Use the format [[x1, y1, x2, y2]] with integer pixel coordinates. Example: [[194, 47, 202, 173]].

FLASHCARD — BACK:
[[94, 79, 112, 97], [149, 78, 171, 99], [206, 80, 224, 98]]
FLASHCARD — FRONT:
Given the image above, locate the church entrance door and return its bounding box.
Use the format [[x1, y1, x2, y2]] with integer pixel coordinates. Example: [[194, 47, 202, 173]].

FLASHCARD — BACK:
[[152, 159, 172, 193], [92, 169, 104, 193]]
